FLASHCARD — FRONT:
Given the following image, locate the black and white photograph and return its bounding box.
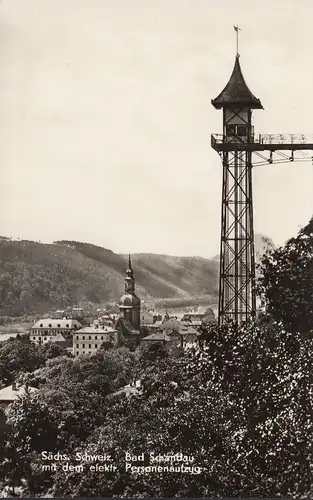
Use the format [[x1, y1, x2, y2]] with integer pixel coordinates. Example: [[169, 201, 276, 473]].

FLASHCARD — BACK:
[[0, 0, 313, 497]]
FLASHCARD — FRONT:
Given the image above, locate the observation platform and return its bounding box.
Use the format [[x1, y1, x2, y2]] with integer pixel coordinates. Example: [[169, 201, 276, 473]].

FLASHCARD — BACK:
[[211, 134, 313, 152]]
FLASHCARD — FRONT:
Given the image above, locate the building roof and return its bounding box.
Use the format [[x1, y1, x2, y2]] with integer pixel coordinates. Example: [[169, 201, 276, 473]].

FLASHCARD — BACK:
[[0, 384, 37, 402], [178, 325, 199, 336], [76, 325, 116, 334], [31, 318, 82, 330], [141, 311, 154, 318], [182, 320, 202, 327], [116, 318, 140, 336], [0, 333, 27, 342], [49, 333, 66, 343], [211, 55, 263, 109], [142, 332, 172, 342], [149, 320, 163, 328], [160, 318, 183, 331]]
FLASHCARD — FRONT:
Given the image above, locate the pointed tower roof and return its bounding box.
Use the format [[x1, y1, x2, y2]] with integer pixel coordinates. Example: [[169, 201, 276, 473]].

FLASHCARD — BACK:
[[211, 55, 263, 109], [126, 253, 134, 280]]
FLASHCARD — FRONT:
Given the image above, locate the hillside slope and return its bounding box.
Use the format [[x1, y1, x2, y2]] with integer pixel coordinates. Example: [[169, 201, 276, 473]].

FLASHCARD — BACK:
[[0, 234, 274, 317], [0, 240, 219, 316]]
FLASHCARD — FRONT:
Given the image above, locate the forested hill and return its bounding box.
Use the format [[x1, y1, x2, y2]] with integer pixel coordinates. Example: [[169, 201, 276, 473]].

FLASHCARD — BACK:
[[0, 239, 219, 316]]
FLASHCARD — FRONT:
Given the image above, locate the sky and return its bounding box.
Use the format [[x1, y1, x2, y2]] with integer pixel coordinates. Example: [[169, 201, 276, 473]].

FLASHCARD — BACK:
[[1, 0, 313, 258]]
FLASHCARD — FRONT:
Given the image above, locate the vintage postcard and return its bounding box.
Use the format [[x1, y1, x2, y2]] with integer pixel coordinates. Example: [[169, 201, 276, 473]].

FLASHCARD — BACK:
[[0, 0, 313, 498]]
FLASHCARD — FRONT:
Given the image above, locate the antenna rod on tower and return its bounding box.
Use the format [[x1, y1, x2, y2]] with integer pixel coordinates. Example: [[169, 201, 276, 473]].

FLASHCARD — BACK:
[[233, 25, 241, 57]]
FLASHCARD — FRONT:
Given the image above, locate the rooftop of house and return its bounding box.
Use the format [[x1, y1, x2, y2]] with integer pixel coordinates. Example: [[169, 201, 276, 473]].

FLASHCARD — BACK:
[[49, 333, 67, 343], [182, 320, 202, 327], [76, 325, 116, 334], [160, 318, 183, 331], [32, 318, 82, 330], [142, 332, 172, 342], [149, 320, 163, 328], [178, 325, 199, 335], [0, 333, 28, 342], [0, 384, 37, 402]]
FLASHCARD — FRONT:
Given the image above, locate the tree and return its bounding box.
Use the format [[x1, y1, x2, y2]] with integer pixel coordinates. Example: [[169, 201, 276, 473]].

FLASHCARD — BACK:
[[51, 318, 313, 497], [0, 338, 73, 389], [258, 216, 313, 334], [4, 311, 313, 497], [0, 338, 45, 387]]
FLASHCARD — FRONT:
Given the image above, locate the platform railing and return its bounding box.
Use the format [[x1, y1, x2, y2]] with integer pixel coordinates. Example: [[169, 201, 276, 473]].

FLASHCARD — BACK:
[[211, 133, 313, 145], [258, 134, 313, 144]]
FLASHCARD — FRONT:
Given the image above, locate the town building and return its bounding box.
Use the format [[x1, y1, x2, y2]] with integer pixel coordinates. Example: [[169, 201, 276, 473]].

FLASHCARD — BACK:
[[148, 320, 163, 330], [118, 255, 141, 331], [142, 319, 200, 346], [141, 331, 179, 346], [0, 382, 37, 410], [30, 318, 82, 345], [72, 325, 118, 356], [141, 310, 155, 325], [182, 308, 216, 327], [93, 313, 117, 328], [160, 318, 183, 331]]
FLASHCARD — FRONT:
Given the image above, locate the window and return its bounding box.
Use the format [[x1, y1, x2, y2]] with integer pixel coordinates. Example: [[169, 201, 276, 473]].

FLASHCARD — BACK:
[[236, 124, 247, 136], [76, 336, 79, 340], [89, 336, 91, 340], [82, 344, 85, 348], [89, 344, 91, 349], [57, 324, 61, 328], [226, 123, 247, 137], [40, 324, 43, 327], [66, 324, 69, 328], [33, 337, 36, 340], [101, 336, 103, 340], [48, 323, 52, 328], [95, 336, 97, 340], [95, 344, 97, 349], [82, 336, 85, 340], [226, 124, 236, 136], [77, 344, 79, 348], [82, 351, 85, 354], [44, 337, 47, 341]]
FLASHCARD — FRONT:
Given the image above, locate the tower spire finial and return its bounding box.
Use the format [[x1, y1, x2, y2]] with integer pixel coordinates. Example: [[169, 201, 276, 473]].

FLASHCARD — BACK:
[[128, 253, 132, 270], [233, 25, 241, 57]]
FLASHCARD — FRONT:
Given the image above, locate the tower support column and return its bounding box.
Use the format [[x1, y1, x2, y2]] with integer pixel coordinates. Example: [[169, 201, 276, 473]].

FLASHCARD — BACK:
[[219, 149, 256, 324]]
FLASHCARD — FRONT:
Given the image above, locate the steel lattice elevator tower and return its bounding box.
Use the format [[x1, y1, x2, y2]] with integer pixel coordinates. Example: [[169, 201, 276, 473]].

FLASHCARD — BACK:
[[211, 45, 313, 325], [211, 54, 263, 325]]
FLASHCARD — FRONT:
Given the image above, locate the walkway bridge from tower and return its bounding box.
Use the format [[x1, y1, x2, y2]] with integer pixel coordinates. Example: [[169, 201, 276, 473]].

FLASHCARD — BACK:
[[211, 133, 313, 167], [211, 133, 313, 152]]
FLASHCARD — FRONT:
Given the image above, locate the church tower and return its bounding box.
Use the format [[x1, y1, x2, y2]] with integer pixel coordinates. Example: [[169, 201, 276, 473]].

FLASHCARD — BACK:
[[119, 254, 141, 330]]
